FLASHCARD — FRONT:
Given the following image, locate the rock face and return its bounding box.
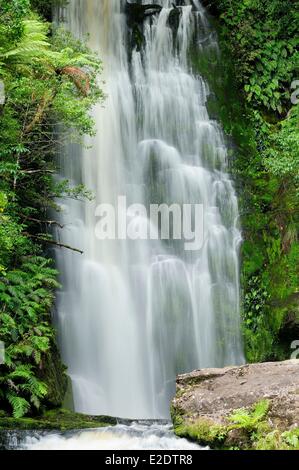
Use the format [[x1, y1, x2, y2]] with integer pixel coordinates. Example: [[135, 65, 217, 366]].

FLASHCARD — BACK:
[[37, 340, 68, 408], [171, 360, 299, 449]]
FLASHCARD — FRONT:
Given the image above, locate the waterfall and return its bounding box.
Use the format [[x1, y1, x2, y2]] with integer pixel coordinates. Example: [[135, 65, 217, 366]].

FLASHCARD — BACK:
[[54, 0, 244, 419]]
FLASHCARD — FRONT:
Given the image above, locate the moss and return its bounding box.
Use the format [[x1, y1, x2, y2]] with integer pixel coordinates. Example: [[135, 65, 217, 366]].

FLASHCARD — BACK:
[[175, 418, 228, 448], [37, 340, 68, 408], [62, 375, 75, 411], [171, 401, 228, 449], [0, 408, 117, 431]]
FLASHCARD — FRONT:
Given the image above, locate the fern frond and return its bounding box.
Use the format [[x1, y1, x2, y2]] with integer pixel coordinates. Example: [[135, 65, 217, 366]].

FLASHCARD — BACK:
[[252, 399, 270, 420], [1, 20, 51, 63], [6, 393, 30, 418], [8, 365, 33, 381], [229, 400, 270, 431]]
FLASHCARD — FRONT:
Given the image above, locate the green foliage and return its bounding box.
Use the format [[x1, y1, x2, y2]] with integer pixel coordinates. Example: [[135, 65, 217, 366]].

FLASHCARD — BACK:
[[0, 256, 59, 416], [0, 0, 103, 417], [228, 400, 270, 432], [226, 400, 299, 450], [173, 399, 299, 450], [174, 416, 228, 446], [214, 0, 298, 115], [243, 276, 269, 331], [202, 0, 299, 361], [255, 428, 299, 450], [263, 106, 299, 189], [0, 19, 50, 65], [242, 276, 273, 362], [0, 408, 117, 431]]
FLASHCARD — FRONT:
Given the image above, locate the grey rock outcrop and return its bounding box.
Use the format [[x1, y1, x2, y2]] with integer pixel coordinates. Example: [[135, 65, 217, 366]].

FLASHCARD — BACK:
[[172, 360, 299, 449]]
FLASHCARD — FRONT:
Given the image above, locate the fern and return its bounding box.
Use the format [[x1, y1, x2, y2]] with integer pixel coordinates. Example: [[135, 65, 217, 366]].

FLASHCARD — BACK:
[[0, 255, 57, 417], [229, 400, 270, 431], [8, 365, 33, 381], [6, 393, 30, 419], [3, 364, 47, 417], [0, 0, 102, 419], [1, 20, 50, 62], [19, 376, 47, 398], [251, 399, 270, 421]]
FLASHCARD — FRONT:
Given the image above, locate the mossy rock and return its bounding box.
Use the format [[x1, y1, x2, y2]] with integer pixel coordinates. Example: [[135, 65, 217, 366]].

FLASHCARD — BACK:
[[0, 408, 117, 431], [37, 340, 68, 408], [174, 416, 229, 449]]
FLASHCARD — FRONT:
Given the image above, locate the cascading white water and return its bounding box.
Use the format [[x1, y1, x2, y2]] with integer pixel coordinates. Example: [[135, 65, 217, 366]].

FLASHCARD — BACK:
[[9, 423, 203, 450], [54, 0, 244, 419]]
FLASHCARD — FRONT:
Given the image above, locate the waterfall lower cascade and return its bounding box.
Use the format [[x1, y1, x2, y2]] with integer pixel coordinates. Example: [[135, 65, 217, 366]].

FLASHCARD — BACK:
[[55, 0, 244, 419], [4, 424, 203, 450]]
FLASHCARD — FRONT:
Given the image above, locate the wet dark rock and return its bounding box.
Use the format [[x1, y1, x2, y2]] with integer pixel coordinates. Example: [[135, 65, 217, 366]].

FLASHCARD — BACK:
[[125, 2, 162, 24]]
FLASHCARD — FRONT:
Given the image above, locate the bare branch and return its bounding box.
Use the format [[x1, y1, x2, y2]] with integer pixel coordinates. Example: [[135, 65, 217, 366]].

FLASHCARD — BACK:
[[22, 169, 55, 174], [24, 233, 83, 254], [22, 216, 64, 229]]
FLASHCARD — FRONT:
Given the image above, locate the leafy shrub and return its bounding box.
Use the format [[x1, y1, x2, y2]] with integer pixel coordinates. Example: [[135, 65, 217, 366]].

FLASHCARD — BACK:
[[0, 0, 103, 417]]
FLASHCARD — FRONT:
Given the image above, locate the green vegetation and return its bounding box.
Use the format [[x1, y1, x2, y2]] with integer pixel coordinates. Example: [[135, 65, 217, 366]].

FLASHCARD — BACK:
[[1, 0, 298, 438], [0, 408, 117, 431], [228, 399, 270, 432], [199, 0, 299, 361], [0, 0, 103, 418], [173, 399, 299, 450]]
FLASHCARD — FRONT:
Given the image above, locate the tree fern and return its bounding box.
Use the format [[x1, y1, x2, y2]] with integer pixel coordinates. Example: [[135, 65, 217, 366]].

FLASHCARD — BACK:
[[1, 19, 50, 63]]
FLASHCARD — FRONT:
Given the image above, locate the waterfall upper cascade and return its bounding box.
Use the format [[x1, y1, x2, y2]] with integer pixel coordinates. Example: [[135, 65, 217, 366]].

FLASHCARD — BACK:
[[55, 0, 244, 419]]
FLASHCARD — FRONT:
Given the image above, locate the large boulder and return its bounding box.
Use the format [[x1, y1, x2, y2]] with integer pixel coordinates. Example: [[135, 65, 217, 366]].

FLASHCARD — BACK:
[[171, 360, 299, 450]]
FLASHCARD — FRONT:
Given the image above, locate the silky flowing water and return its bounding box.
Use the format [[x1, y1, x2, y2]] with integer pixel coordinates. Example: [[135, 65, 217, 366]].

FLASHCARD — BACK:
[[5, 423, 203, 450], [53, 0, 244, 421]]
